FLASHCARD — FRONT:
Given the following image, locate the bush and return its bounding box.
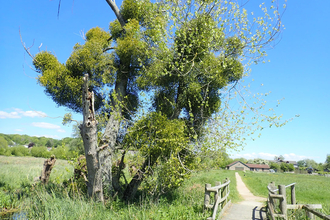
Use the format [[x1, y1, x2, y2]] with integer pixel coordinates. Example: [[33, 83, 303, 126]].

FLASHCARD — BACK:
[[31, 146, 51, 158], [10, 145, 30, 157], [50, 144, 72, 160], [270, 162, 280, 171]]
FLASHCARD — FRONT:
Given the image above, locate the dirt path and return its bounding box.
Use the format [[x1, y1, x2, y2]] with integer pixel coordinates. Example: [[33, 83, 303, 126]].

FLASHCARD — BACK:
[[221, 172, 267, 220]]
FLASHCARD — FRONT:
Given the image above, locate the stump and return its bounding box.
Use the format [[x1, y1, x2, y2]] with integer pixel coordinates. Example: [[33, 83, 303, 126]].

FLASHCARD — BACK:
[[40, 155, 56, 184]]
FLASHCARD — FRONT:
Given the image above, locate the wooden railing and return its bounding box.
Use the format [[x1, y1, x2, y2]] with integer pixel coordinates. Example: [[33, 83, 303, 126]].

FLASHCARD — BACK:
[[203, 178, 231, 220], [267, 182, 330, 220]]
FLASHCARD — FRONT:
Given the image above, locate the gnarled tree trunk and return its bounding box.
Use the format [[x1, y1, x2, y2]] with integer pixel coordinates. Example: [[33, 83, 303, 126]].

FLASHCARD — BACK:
[[80, 74, 104, 202]]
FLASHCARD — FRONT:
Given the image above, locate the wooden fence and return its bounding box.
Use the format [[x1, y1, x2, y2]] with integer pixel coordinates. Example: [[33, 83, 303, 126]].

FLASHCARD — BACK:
[[267, 182, 330, 220], [203, 178, 231, 220]]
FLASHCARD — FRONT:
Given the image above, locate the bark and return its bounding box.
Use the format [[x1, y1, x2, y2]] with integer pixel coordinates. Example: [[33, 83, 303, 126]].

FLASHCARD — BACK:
[[80, 74, 104, 202], [40, 155, 56, 184], [105, 0, 126, 27], [123, 157, 156, 202], [98, 72, 128, 191]]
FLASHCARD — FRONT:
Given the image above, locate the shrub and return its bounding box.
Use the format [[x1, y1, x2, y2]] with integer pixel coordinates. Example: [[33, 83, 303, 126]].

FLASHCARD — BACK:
[[10, 145, 30, 157], [31, 146, 51, 158], [50, 144, 71, 159]]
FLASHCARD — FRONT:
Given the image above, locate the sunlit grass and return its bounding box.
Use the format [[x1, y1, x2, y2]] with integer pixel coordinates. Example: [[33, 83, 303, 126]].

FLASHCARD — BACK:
[[241, 171, 330, 216], [0, 156, 239, 219]]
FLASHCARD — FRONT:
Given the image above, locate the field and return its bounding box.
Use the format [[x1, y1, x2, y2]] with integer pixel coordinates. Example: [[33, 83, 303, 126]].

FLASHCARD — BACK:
[[241, 171, 330, 216], [2, 156, 329, 219], [0, 156, 240, 219]]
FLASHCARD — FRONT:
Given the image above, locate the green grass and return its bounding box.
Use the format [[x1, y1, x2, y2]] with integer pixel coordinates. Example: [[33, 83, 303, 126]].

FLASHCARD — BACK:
[[0, 155, 73, 190], [241, 171, 330, 216], [0, 156, 239, 219]]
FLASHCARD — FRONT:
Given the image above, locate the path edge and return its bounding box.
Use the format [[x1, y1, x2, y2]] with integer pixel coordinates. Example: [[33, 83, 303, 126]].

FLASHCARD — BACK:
[[217, 199, 232, 220]]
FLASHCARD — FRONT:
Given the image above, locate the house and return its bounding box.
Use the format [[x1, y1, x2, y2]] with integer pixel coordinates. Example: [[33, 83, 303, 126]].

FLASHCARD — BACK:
[[269, 159, 298, 169], [246, 163, 270, 172], [226, 161, 270, 172], [226, 161, 250, 171]]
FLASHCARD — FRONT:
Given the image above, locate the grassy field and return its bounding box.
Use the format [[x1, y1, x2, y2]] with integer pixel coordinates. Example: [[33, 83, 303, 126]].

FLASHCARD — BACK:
[[240, 171, 330, 216], [0, 156, 240, 219]]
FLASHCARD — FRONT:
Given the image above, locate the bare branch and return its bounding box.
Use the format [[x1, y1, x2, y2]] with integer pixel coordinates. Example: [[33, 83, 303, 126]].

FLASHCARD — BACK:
[[105, 0, 126, 27]]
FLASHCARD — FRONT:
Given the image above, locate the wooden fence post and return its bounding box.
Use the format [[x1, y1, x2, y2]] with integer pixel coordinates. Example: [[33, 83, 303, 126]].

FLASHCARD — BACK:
[[279, 185, 287, 219], [204, 183, 211, 210], [291, 184, 296, 205], [215, 181, 221, 205], [224, 178, 228, 207]]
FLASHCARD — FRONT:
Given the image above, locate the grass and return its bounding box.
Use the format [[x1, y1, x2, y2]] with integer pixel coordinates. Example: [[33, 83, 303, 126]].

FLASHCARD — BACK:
[[0, 156, 239, 219], [0, 156, 73, 190], [240, 171, 330, 217]]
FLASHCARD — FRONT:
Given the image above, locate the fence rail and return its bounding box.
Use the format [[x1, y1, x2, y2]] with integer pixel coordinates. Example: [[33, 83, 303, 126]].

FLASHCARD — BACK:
[[267, 182, 330, 220], [204, 178, 231, 220]]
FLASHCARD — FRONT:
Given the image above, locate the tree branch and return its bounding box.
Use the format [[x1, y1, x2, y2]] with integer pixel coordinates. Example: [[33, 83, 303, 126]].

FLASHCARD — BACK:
[[105, 0, 126, 27]]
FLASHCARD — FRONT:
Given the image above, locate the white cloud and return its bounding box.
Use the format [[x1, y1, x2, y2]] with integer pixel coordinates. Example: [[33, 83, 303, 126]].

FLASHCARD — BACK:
[[57, 129, 66, 133], [32, 122, 61, 129], [33, 135, 60, 139], [283, 153, 307, 161], [0, 111, 20, 119], [0, 108, 47, 119], [15, 129, 23, 132]]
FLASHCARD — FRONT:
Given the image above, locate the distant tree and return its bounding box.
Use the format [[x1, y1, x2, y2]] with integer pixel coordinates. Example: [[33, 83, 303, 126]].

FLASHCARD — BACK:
[[280, 162, 289, 172], [0, 136, 9, 155], [250, 158, 269, 165], [28, 142, 35, 148], [287, 163, 294, 172], [270, 162, 280, 171], [297, 160, 306, 168], [304, 159, 319, 169], [45, 139, 53, 148], [324, 154, 330, 169], [234, 158, 248, 164]]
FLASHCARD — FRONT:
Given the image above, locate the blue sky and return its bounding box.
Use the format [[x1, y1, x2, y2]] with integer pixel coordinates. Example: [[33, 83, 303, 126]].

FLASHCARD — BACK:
[[1, 1, 329, 163]]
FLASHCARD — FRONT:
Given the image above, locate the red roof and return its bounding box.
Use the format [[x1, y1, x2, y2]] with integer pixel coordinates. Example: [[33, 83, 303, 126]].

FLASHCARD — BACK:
[[246, 164, 270, 169]]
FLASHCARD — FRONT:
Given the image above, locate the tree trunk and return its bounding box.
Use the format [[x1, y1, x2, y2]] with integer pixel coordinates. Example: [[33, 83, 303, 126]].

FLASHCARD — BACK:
[[99, 71, 128, 191], [123, 157, 156, 202], [40, 155, 56, 184], [80, 74, 104, 202]]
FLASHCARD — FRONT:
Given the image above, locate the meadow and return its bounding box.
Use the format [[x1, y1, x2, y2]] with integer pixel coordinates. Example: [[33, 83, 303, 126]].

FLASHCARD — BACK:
[[241, 171, 330, 217], [0, 156, 240, 219]]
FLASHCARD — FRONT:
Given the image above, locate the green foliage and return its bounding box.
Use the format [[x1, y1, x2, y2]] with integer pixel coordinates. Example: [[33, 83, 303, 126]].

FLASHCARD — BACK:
[[30, 0, 287, 202], [0, 136, 9, 156], [31, 146, 51, 158], [10, 145, 30, 157], [1, 156, 241, 219], [324, 154, 330, 169], [269, 162, 280, 171], [124, 112, 194, 196], [197, 150, 233, 170], [51, 144, 77, 160], [34, 27, 113, 113]]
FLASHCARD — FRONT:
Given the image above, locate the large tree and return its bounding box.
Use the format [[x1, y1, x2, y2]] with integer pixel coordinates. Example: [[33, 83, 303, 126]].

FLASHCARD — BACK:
[[28, 0, 285, 202]]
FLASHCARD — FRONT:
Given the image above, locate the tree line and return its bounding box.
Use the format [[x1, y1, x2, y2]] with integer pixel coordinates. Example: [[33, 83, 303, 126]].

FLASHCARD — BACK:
[[0, 133, 83, 159]]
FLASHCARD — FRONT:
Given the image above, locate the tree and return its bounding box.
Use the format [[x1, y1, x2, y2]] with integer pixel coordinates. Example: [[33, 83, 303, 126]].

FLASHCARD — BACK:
[[324, 154, 330, 169], [269, 162, 280, 171], [274, 155, 285, 161], [0, 136, 9, 155], [27, 0, 285, 202], [297, 160, 306, 168], [45, 139, 53, 148]]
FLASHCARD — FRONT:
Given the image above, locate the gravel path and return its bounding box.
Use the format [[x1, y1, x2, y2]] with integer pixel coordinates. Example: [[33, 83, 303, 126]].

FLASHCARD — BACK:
[[221, 172, 267, 220]]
